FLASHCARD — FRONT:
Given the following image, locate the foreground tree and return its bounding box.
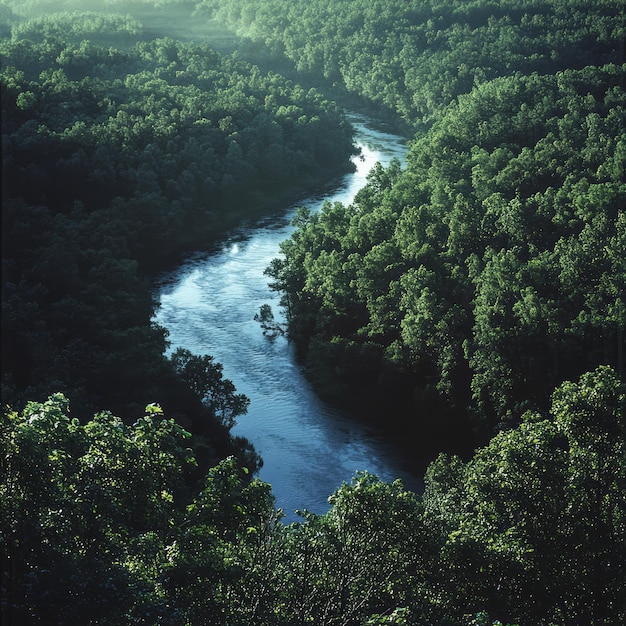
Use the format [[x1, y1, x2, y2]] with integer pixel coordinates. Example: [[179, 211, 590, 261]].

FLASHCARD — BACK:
[[2, 368, 624, 624], [0, 394, 278, 625], [170, 348, 250, 429], [275, 473, 427, 624]]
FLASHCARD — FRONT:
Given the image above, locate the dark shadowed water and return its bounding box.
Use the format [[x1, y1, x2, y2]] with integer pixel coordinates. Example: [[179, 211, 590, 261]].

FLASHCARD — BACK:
[[154, 115, 420, 521]]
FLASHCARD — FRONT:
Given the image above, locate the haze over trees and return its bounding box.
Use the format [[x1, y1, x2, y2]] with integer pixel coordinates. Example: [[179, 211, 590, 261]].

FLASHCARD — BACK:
[[2, 0, 625, 624], [197, 0, 624, 125]]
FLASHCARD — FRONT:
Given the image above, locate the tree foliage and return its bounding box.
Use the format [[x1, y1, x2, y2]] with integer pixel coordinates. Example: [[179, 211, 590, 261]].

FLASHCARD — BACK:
[[170, 348, 250, 429], [0, 394, 277, 625], [199, 0, 624, 127], [2, 368, 625, 624], [426, 366, 626, 624], [2, 3, 626, 623], [264, 54, 626, 444], [198, 0, 625, 448]]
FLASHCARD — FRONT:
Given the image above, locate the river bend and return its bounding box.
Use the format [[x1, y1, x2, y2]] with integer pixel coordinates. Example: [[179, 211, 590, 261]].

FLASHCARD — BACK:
[[155, 115, 419, 521]]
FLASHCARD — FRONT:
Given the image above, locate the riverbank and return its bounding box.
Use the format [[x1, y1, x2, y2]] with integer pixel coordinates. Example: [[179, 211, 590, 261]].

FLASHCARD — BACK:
[[141, 158, 358, 276]]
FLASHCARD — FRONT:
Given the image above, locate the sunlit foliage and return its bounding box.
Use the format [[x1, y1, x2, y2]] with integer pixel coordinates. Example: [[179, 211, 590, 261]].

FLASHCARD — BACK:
[[2, 368, 624, 624]]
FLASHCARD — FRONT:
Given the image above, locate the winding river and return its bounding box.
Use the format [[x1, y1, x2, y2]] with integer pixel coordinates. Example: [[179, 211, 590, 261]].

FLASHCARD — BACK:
[[154, 115, 420, 521]]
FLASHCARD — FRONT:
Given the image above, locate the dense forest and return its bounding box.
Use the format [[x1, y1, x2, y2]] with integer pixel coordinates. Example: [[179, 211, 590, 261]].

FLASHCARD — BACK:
[[2, 0, 626, 624], [203, 0, 626, 446], [266, 64, 625, 447], [198, 0, 625, 126], [4, 369, 626, 625], [1, 5, 354, 423]]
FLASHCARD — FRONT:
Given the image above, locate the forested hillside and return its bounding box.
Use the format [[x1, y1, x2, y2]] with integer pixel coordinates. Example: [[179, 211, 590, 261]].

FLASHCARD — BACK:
[[198, 0, 624, 126], [202, 0, 626, 447], [268, 65, 625, 444], [1, 8, 354, 428], [2, 0, 626, 624]]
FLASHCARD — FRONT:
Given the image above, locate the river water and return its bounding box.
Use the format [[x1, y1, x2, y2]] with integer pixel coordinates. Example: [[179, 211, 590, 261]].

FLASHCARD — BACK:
[[154, 115, 419, 521]]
